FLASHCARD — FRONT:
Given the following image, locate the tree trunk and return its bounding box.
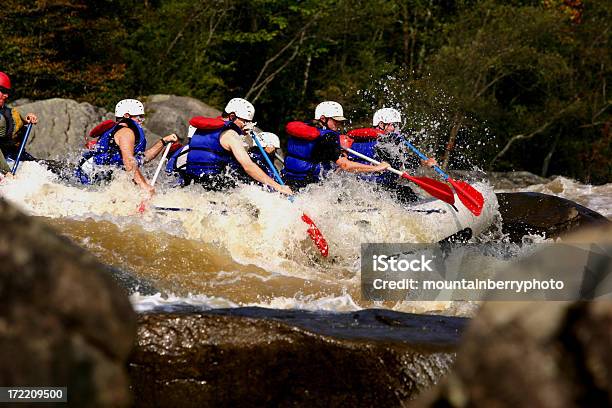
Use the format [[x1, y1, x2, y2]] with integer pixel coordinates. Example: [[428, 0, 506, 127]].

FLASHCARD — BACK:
[[441, 115, 462, 171], [541, 132, 560, 177]]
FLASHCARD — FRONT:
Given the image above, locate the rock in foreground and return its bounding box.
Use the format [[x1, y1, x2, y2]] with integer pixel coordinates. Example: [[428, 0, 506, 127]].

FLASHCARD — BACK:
[[497, 192, 610, 242], [130, 309, 467, 407], [0, 198, 137, 407]]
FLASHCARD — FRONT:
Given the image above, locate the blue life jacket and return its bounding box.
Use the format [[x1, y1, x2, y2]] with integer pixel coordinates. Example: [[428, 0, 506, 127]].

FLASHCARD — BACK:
[[249, 149, 276, 178], [227, 147, 277, 186], [346, 127, 396, 185], [76, 118, 146, 184], [282, 121, 339, 183], [92, 119, 146, 166], [182, 121, 241, 177]]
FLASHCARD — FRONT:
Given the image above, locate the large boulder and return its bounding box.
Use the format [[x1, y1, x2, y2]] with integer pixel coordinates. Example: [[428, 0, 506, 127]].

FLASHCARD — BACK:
[[143, 94, 222, 140], [0, 198, 137, 407], [15, 98, 111, 159], [129, 308, 467, 407], [14, 98, 164, 161], [414, 225, 612, 408], [497, 192, 610, 242]]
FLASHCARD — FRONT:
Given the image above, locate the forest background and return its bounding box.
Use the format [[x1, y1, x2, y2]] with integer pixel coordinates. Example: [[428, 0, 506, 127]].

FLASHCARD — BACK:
[[1, 0, 609, 183]]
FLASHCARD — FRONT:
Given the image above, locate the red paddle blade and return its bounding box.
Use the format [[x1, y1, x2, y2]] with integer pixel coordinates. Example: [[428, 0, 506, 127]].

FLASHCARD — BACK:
[[401, 173, 455, 205], [301, 213, 329, 257], [448, 178, 484, 216], [137, 199, 148, 214]]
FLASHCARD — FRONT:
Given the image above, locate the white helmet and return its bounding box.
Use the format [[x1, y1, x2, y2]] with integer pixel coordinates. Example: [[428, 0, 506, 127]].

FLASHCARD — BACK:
[[373, 108, 401, 126], [115, 99, 145, 117], [315, 101, 346, 121], [257, 132, 280, 149], [224, 98, 255, 121]]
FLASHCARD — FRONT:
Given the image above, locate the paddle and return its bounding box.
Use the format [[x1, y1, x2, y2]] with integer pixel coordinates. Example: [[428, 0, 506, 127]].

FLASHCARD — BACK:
[[251, 131, 329, 257], [137, 142, 173, 213], [342, 146, 455, 206], [398, 137, 484, 216], [153, 206, 193, 212], [11, 123, 33, 175]]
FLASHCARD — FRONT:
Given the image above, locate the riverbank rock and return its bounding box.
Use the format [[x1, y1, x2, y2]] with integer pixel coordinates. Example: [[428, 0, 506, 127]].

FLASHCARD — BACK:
[[487, 171, 551, 189], [0, 198, 137, 407], [129, 308, 467, 407], [14, 98, 162, 161], [15, 98, 111, 159], [143, 94, 222, 141], [413, 225, 612, 408], [497, 192, 610, 242]]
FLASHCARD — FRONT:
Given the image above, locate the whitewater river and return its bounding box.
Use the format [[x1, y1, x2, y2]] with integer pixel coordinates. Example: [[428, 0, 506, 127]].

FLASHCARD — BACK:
[[1, 162, 609, 316]]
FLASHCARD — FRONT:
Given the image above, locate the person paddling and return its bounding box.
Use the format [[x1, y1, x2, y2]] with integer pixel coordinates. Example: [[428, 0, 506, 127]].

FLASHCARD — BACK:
[[345, 107, 438, 203], [166, 98, 291, 195], [75, 98, 178, 196], [0, 71, 38, 167], [282, 101, 390, 191], [233, 131, 281, 184]]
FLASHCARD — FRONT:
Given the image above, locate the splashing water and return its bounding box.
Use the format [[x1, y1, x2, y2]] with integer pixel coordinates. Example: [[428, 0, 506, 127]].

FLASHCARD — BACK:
[[0, 161, 502, 316]]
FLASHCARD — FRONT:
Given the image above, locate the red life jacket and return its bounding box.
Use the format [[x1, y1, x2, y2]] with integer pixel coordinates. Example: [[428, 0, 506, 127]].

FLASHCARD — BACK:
[[345, 127, 383, 161], [189, 116, 225, 130], [85, 119, 116, 149], [285, 121, 321, 141], [346, 127, 383, 138]]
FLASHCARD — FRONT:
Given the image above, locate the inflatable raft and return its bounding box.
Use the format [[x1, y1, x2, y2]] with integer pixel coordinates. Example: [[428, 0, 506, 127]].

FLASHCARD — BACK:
[[344, 182, 498, 243]]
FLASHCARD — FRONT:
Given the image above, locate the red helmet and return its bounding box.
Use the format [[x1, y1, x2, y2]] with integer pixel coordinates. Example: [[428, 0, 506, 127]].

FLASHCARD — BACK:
[[0, 72, 11, 89]]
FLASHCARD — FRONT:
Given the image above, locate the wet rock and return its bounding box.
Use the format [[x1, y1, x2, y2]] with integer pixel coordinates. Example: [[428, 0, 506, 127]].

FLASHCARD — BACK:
[[0, 198, 137, 407], [14, 98, 162, 161], [14, 98, 111, 159], [497, 192, 610, 242], [143, 94, 222, 141], [129, 308, 467, 407], [487, 171, 551, 190]]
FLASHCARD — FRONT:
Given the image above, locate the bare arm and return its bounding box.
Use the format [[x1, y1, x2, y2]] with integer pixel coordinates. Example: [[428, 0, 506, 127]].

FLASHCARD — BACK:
[[114, 127, 153, 194], [220, 131, 292, 195], [335, 156, 390, 173], [143, 133, 178, 163]]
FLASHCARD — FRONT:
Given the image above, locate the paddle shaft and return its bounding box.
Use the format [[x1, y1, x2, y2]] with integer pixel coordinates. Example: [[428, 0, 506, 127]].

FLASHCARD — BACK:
[[151, 142, 172, 186], [398, 135, 484, 216], [11, 123, 33, 175], [343, 147, 403, 176], [251, 132, 284, 185], [251, 131, 295, 202], [342, 146, 456, 205], [400, 138, 449, 180], [252, 131, 329, 257], [137, 140, 172, 213]]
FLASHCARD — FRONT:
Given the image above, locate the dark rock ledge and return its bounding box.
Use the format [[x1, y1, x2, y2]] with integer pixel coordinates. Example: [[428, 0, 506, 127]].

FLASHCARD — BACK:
[[129, 308, 468, 408]]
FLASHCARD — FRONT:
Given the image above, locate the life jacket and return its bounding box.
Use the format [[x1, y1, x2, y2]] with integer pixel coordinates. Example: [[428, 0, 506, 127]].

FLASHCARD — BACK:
[[346, 127, 396, 185], [346, 127, 383, 164], [249, 149, 276, 179], [282, 121, 339, 182], [169, 116, 239, 178], [0, 106, 24, 152], [75, 118, 146, 184], [85, 119, 115, 150], [91, 118, 146, 166]]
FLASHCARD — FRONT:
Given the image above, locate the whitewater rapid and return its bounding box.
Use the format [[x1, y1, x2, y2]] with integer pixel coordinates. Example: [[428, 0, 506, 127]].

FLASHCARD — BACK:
[[11, 161, 608, 317]]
